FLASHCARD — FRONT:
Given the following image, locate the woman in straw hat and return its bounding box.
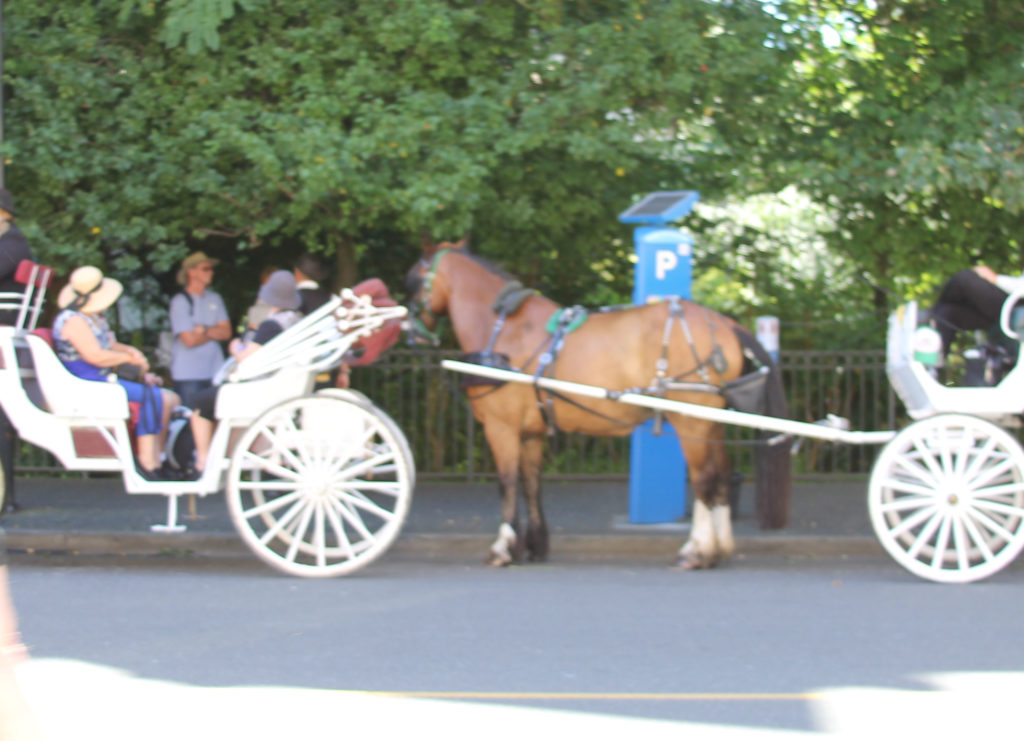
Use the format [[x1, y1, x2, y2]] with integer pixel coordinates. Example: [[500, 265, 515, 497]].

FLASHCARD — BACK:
[[52, 266, 181, 479]]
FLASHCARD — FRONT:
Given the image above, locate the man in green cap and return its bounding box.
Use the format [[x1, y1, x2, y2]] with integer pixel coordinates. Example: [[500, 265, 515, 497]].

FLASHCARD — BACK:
[[169, 251, 232, 407]]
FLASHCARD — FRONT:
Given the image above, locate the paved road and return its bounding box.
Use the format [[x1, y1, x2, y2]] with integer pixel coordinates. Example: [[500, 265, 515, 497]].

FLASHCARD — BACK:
[[6, 551, 1024, 739]]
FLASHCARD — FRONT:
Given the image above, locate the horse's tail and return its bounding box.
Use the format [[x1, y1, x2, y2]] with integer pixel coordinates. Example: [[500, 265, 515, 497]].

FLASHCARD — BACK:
[[733, 324, 792, 529]]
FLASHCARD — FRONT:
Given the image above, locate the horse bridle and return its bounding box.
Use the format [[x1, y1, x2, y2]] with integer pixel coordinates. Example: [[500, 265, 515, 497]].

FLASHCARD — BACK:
[[406, 248, 452, 346]]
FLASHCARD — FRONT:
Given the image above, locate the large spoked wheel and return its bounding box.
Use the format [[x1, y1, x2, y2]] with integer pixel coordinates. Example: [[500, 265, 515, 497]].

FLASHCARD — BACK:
[[868, 414, 1024, 583], [227, 395, 415, 577]]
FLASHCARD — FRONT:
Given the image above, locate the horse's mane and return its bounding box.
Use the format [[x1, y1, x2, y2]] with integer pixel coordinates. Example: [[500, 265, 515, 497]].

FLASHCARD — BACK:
[[457, 249, 515, 282]]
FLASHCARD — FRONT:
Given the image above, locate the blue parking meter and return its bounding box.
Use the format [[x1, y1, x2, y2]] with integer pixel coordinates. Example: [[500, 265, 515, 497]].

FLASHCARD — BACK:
[[619, 191, 699, 524]]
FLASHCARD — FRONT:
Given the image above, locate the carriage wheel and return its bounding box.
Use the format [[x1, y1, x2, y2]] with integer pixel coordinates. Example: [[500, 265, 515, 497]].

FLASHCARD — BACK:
[[227, 395, 415, 577], [868, 414, 1024, 583]]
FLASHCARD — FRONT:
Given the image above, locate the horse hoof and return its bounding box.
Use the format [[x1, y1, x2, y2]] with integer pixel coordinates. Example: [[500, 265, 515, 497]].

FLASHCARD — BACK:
[[674, 556, 703, 570], [486, 553, 512, 567], [674, 553, 716, 570]]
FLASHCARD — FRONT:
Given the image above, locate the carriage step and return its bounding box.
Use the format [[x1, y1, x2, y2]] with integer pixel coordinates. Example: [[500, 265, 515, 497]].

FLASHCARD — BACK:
[[789, 415, 851, 453], [815, 414, 851, 431]]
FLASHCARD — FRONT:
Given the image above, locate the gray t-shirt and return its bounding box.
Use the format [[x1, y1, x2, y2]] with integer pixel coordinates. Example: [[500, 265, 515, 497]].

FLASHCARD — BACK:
[[169, 289, 229, 382]]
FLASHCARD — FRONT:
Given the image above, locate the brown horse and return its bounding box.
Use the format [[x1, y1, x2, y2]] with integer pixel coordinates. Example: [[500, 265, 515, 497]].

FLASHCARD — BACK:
[[406, 237, 791, 568]]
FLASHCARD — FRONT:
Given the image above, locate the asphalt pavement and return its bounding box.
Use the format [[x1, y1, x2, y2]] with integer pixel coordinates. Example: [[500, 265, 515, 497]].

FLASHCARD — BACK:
[[0, 474, 884, 565]]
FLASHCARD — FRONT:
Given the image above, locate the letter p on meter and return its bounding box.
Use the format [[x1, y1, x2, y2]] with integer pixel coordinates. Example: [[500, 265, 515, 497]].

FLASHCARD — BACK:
[[656, 249, 679, 280]]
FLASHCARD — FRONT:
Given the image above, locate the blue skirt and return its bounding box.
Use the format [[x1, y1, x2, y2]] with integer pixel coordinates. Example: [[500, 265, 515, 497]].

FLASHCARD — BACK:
[[62, 360, 164, 436]]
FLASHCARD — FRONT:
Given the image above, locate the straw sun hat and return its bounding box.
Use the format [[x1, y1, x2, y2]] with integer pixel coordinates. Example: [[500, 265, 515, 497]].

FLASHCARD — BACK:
[[57, 266, 123, 314]]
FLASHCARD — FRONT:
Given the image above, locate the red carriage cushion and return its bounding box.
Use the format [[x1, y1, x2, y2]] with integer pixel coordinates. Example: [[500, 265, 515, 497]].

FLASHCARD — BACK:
[[346, 278, 402, 367]]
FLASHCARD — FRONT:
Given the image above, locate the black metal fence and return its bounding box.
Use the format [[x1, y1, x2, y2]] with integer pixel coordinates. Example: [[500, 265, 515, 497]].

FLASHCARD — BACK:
[[15, 348, 902, 479]]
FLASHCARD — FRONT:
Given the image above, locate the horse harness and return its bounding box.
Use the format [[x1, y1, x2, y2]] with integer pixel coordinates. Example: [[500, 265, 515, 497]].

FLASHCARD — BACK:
[[462, 286, 732, 435]]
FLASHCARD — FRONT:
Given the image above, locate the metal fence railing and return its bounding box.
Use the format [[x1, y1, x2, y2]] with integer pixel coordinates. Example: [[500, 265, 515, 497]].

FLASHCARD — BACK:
[[14, 348, 901, 480]]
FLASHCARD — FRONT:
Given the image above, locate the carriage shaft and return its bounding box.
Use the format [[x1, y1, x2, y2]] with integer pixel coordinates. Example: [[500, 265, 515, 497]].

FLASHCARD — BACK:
[[442, 360, 894, 446]]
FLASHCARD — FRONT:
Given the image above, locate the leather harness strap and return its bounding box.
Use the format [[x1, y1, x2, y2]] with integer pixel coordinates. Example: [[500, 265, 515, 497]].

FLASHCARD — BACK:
[[532, 306, 619, 434], [658, 298, 728, 393], [458, 288, 730, 435]]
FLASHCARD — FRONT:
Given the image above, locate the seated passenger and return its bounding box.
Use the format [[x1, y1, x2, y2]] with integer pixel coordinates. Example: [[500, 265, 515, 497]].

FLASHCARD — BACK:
[[239, 265, 279, 343], [52, 266, 181, 479], [189, 270, 304, 472], [929, 265, 1024, 360]]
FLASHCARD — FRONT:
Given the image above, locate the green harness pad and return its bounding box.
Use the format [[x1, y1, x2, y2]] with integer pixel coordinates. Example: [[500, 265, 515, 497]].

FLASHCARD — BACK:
[[545, 308, 588, 334]]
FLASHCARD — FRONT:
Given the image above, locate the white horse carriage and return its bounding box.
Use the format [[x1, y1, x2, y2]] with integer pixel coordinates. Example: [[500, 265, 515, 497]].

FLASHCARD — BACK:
[[442, 291, 1024, 584], [868, 295, 1024, 583], [0, 262, 414, 578]]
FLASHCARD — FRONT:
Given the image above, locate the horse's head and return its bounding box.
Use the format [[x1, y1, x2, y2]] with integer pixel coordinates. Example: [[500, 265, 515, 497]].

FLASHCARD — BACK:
[[403, 234, 468, 346]]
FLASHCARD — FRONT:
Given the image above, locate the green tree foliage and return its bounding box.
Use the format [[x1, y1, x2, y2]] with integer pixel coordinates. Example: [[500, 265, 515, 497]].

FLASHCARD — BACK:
[[681, 0, 1024, 352], [10, 0, 1016, 351], [688, 186, 877, 349], [3, 0, 794, 317], [775, 0, 1024, 307]]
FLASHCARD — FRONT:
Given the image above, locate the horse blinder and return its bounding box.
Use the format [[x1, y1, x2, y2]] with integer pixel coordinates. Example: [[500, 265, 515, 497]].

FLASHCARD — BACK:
[[404, 257, 444, 346]]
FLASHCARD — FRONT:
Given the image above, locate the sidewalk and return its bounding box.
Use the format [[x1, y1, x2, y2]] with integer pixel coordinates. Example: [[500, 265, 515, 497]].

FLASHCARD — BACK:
[[0, 475, 883, 564]]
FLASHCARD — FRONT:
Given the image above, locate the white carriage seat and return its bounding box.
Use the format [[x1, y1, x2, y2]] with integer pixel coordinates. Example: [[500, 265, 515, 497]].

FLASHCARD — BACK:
[[227, 289, 408, 384], [0, 331, 132, 469], [887, 300, 1024, 422], [228, 296, 346, 384], [213, 290, 407, 426], [0, 260, 55, 331], [20, 332, 130, 419]]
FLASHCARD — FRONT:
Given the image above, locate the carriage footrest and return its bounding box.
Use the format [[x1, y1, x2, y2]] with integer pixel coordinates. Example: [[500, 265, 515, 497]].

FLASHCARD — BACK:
[[150, 494, 188, 533]]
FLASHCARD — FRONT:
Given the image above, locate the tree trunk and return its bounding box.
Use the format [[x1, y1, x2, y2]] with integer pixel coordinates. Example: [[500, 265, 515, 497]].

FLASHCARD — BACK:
[[332, 235, 357, 291], [873, 250, 889, 316]]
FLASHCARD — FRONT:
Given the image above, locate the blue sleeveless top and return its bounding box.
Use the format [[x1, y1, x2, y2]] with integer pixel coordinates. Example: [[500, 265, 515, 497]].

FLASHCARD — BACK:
[[53, 309, 114, 381]]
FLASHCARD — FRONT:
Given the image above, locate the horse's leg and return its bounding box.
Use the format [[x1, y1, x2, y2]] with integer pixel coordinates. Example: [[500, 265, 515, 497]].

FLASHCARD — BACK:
[[706, 436, 735, 561], [519, 432, 548, 561], [482, 421, 523, 566], [673, 420, 734, 569]]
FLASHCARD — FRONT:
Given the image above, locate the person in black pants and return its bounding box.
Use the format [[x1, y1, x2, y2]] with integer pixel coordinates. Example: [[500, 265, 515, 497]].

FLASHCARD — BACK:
[[930, 265, 1023, 359], [0, 189, 33, 513]]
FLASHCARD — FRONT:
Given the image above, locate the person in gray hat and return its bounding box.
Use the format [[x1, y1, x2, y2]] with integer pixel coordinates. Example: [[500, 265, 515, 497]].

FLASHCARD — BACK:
[[187, 270, 303, 473], [0, 188, 33, 327]]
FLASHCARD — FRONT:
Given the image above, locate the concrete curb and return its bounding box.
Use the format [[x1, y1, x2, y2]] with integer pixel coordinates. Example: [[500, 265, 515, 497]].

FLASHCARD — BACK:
[[4, 529, 886, 563]]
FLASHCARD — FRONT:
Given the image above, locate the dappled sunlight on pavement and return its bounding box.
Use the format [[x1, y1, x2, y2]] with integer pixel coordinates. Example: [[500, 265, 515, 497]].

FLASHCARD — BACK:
[[13, 658, 1021, 740], [810, 671, 1024, 735]]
